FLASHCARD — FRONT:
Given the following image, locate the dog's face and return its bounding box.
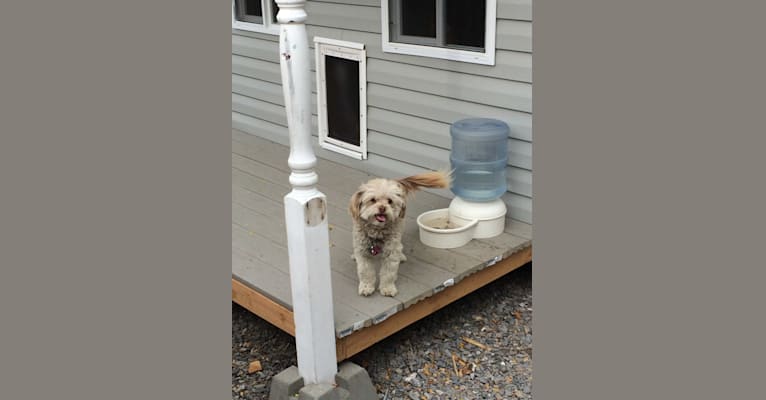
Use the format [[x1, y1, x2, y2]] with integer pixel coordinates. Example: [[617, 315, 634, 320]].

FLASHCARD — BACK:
[[349, 178, 407, 227]]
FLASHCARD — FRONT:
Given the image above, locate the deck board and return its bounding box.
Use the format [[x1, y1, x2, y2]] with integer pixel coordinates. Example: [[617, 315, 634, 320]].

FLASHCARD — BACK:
[[233, 132, 533, 241], [232, 155, 483, 274], [231, 130, 532, 352], [232, 245, 292, 308], [232, 250, 371, 336], [233, 149, 522, 271], [233, 131, 456, 217], [232, 194, 424, 326], [233, 164, 500, 300], [232, 175, 457, 286], [233, 184, 446, 322], [233, 212, 396, 335]]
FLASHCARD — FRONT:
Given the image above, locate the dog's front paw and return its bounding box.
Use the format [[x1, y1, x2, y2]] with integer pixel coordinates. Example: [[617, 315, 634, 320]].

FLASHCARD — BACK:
[[358, 281, 375, 296], [379, 284, 398, 297]]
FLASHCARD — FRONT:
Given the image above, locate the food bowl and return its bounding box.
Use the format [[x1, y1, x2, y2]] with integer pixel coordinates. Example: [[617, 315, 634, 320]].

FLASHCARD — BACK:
[[416, 209, 478, 249]]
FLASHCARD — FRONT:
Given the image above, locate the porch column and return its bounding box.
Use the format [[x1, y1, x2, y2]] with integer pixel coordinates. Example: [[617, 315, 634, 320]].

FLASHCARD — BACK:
[[275, 0, 338, 385]]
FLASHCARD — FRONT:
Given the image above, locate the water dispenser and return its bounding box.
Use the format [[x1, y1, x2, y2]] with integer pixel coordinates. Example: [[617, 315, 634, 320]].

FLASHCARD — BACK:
[[448, 118, 509, 239], [416, 118, 510, 248], [450, 118, 509, 202]]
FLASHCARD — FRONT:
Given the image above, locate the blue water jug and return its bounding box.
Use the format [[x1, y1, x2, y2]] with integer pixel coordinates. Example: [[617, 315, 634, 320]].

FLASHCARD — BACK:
[[450, 118, 509, 202]]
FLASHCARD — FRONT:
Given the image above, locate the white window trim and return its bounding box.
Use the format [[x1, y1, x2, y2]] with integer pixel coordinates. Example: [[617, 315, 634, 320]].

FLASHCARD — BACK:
[[314, 37, 368, 160], [381, 0, 497, 66], [231, 0, 280, 35]]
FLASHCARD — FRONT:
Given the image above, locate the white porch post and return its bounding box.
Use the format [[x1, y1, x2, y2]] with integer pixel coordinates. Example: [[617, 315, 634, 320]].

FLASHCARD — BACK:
[[275, 0, 338, 385]]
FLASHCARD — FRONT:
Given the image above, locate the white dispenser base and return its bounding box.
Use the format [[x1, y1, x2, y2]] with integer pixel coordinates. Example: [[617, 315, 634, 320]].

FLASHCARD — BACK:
[[448, 197, 507, 239], [416, 197, 507, 249]]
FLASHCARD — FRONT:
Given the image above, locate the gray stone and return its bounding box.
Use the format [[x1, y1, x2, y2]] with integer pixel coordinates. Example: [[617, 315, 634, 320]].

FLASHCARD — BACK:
[[269, 366, 304, 400], [335, 362, 377, 400]]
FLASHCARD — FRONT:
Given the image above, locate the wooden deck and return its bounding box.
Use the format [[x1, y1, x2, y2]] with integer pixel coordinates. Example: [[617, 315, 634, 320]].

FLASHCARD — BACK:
[[231, 130, 532, 360]]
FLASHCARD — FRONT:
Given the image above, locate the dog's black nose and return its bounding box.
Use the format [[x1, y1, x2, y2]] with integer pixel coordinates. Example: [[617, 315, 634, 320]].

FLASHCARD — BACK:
[[378, 206, 386, 213]]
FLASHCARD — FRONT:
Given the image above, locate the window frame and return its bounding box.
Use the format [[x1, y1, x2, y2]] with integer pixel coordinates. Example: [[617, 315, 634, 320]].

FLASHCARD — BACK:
[[232, 0, 280, 35], [381, 0, 497, 66], [314, 37, 368, 160]]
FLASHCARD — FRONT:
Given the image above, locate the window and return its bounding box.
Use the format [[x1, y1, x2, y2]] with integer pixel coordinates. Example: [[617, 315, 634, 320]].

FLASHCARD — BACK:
[[232, 0, 281, 34], [314, 38, 368, 160], [382, 0, 497, 65]]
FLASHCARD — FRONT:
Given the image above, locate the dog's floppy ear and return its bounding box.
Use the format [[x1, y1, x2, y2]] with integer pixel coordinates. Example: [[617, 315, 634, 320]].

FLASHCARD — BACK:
[[348, 190, 363, 220], [398, 202, 407, 219]]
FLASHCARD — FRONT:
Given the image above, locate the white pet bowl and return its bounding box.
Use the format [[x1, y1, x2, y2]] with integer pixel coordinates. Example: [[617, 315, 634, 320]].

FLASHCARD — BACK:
[[416, 209, 478, 249]]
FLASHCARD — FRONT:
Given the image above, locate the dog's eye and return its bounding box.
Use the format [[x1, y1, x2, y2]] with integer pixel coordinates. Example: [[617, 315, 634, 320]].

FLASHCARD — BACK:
[[369, 198, 376, 203], [388, 199, 393, 204]]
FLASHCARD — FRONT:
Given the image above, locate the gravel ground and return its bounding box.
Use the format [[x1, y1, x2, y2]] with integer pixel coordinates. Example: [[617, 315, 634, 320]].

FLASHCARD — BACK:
[[232, 263, 532, 399]]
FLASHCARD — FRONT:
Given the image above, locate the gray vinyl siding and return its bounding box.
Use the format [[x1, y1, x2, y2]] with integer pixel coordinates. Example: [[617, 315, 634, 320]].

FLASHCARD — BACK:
[[232, 0, 533, 223]]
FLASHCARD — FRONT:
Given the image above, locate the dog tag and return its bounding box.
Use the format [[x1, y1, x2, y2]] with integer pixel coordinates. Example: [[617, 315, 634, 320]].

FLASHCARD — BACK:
[[369, 245, 381, 256]]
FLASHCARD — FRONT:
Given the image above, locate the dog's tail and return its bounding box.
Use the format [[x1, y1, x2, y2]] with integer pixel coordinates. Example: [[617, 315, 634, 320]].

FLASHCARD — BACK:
[[397, 170, 451, 195]]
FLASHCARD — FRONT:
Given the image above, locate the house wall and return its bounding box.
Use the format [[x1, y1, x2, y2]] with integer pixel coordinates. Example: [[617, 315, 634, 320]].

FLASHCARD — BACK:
[[232, 0, 533, 224]]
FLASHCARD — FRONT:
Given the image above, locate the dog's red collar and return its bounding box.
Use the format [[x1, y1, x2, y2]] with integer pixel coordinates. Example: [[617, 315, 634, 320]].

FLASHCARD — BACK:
[[368, 239, 383, 256]]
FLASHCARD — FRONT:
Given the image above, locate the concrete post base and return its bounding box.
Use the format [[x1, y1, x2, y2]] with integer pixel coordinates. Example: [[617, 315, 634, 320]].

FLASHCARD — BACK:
[[268, 366, 303, 400], [269, 362, 377, 400], [334, 362, 377, 400]]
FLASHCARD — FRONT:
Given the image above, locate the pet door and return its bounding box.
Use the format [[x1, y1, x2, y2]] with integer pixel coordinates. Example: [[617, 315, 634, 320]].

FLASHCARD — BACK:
[[314, 37, 368, 160]]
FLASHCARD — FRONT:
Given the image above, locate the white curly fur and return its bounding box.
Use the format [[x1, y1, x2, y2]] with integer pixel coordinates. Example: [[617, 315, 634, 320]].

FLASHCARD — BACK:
[[349, 171, 450, 297]]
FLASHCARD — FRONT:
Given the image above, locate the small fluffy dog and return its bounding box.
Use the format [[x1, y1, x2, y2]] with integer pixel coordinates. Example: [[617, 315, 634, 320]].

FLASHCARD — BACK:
[[349, 170, 450, 296]]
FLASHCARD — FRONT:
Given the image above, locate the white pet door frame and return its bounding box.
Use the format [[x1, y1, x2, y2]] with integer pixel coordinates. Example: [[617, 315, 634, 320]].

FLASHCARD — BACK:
[[314, 37, 368, 160]]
